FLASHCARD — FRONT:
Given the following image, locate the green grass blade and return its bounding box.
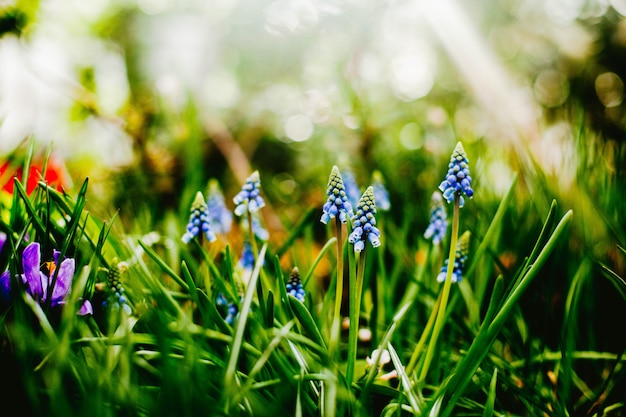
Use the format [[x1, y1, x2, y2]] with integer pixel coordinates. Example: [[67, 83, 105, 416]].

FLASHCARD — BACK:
[[289, 294, 327, 349], [598, 262, 626, 302], [138, 239, 189, 291], [434, 209, 573, 417], [223, 243, 267, 411], [482, 368, 498, 417]]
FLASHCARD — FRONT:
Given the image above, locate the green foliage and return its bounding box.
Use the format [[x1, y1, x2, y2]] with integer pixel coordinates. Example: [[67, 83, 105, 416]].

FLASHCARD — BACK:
[[2, 135, 624, 417]]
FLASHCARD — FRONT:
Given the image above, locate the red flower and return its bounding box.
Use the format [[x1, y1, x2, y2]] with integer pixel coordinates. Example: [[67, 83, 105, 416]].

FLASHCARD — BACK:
[[0, 158, 67, 195]]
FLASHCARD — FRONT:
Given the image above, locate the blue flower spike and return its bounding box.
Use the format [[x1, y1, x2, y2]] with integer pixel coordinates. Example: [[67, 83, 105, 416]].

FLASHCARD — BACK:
[[321, 165, 354, 224], [286, 267, 305, 302], [216, 293, 239, 325], [104, 261, 132, 314], [233, 170, 265, 216], [371, 170, 390, 212], [348, 186, 381, 253], [424, 191, 448, 245], [182, 191, 217, 244], [437, 230, 470, 283], [238, 241, 256, 271], [438, 142, 474, 208], [207, 179, 233, 235]]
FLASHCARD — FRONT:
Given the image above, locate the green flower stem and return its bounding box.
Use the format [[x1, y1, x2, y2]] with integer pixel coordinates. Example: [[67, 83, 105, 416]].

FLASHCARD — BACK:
[[346, 248, 367, 388], [329, 217, 344, 359], [247, 210, 267, 318], [434, 208, 573, 417], [419, 194, 460, 383], [405, 289, 443, 378], [224, 243, 268, 412]]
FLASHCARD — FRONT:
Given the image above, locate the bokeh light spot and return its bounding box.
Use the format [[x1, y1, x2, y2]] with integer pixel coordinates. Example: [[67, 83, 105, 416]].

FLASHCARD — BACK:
[[399, 122, 423, 150], [533, 69, 570, 108], [390, 55, 434, 102], [595, 72, 624, 108], [285, 114, 313, 142]]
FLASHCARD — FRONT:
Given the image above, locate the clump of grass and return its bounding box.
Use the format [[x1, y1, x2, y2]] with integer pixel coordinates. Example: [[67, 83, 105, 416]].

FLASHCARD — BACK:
[[3, 138, 625, 417]]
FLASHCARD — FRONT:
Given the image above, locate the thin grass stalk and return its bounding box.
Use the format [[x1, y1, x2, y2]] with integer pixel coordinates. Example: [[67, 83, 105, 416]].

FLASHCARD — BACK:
[[359, 299, 413, 408], [330, 216, 344, 360], [434, 209, 573, 417], [346, 248, 367, 389], [405, 289, 442, 378], [223, 243, 267, 412], [247, 209, 267, 318], [419, 194, 460, 382]]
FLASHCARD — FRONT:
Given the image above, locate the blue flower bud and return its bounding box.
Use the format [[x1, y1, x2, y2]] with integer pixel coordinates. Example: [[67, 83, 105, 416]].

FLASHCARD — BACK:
[[321, 166, 354, 224], [348, 186, 381, 252], [437, 231, 470, 283], [182, 192, 217, 244], [233, 171, 265, 216], [438, 142, 474, 207], [286, 267, 305, 302]]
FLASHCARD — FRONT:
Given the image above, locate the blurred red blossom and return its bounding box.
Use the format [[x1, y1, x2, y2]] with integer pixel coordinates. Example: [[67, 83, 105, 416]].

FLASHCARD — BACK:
[[0, 157, 68, 195]]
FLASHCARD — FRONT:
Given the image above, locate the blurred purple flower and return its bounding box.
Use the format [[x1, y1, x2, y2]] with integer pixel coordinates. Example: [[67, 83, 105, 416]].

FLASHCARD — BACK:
[[233, 171, 265, 216], [0, 232, 6, 253], [424, 191, 448, 245], [207, 179, 232, 235], [371, 170, 390, 211], [342, 169, 361, 210]]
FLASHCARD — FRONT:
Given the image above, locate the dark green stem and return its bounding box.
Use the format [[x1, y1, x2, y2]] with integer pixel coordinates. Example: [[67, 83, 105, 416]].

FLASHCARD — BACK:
[[419, 195, 460, 382], [330, 217, 344, 359], [346, 247, 367, 388]]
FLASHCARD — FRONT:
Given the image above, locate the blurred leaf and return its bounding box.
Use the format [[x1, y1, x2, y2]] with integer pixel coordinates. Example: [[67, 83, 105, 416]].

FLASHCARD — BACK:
[[598, 262, 626, 302]]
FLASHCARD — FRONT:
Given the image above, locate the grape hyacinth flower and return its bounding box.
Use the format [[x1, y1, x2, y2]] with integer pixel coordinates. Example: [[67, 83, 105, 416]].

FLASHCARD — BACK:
[[0, 242, 92, 314], [233, 171, 265, 216], [371, 170, 390, 211], [286, 267, 305, 302], [102, 261, 132, 314], [238, 241, 257, 270], [424, 191, 448, 245], [321, 166, 354, 224], [348, 186, 381, 253], [438, 142, 474, 207], [437, 230, 470, 283], [216, 293, 239, 325], [182, 191, 217, 244], [206, 179, 232, 235], [342, 169, 361, 210]]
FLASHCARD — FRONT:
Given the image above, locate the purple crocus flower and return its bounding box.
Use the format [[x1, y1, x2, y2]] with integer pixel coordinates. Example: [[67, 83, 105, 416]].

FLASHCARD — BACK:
[[0, 242, 93, 315]]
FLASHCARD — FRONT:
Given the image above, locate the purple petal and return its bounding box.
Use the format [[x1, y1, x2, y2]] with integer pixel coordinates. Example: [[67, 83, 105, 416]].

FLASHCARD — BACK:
[[0, 270, 11, 303], [22, 243, 43, 299], [51, 258, 74, 304], [0, 232, 6, 254], [78, 300, 93, 316]]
